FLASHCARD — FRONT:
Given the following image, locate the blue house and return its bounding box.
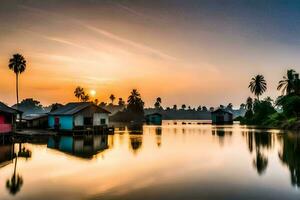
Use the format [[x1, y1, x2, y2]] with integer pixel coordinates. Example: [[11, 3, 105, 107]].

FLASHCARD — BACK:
[[48, 102, 110, 131]]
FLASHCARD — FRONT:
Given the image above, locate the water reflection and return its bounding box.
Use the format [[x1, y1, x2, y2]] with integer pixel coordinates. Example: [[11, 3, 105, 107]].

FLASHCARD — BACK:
[[47, 135, 108, 159], [155, 127, 162, 147], [279, 133, 300, 188], [1, 123, 300, 200], [129, 135, 143, 154], [0, 141, 32, 196]]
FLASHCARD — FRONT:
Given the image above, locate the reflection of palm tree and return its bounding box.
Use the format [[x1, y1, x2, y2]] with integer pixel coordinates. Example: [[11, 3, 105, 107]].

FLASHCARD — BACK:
[[251, 132, 271, 175], [253, 150, 268, 175], [6, 154, 23, 195], [130, 136, 143, 154], [249, 75, 267, 100], [279, 134, 300, 187]]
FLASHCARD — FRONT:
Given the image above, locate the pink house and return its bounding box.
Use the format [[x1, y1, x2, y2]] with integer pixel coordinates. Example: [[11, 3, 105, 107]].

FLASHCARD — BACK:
[[0, 102, 21, 134]]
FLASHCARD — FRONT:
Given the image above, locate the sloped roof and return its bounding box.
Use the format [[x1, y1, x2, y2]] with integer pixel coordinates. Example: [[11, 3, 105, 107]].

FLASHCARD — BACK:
[[145, 112, 162, 117], [49, 102, 110, 115], [212, 108, 233, 115], [0, 102, 21, 114], [23, 113, 48, 121]]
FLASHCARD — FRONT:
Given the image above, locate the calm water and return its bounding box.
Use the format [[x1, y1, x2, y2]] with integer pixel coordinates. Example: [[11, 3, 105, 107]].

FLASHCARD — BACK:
[[1, 121, 300, 200]]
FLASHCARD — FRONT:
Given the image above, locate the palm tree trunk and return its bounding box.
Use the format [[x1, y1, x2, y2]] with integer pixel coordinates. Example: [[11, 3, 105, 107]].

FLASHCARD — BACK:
[[16, 73, 19, 108]]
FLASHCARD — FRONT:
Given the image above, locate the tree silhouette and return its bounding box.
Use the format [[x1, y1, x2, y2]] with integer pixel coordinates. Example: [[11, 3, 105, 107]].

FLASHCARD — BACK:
[[127, 89, 144, 114], [249, 75, 267, 100], [74, 87, 84, 101], [109, 94, 116, 104], [81, 94, 90, 102], [173, 105, 177, 110], [227, 103, 233, 110], [8, 54, 26, 108], [246, 97, 253, 110], [277, 69, 299, 95], [154, 97, 162, 109], [118, 98, 125, 106], [181, 104, 186, 110]]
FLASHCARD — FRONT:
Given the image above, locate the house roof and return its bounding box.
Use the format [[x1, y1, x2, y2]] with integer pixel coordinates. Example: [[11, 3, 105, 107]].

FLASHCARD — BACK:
[[0, 102, 21, 114], [49, 102, 110, 115], [145, 112, 162, 117], [23, 113, 48, 121], [212, 108, 233, 115]]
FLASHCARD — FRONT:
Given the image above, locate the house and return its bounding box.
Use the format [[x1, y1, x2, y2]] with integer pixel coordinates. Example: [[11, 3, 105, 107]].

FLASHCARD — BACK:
[[48, 102, 110, 131], [145, 113, 162, 125], [23, 113, 48, 129], [0, 102, 22, 134], [211, 108, 233, 124]]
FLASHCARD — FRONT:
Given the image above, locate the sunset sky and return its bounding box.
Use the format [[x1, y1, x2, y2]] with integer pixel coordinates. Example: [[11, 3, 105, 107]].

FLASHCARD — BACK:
[[1, 0, 300, 107]]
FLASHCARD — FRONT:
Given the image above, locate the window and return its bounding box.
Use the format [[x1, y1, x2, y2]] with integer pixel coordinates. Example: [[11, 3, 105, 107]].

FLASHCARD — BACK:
[[84, 117, 93, 125], [100, 118, 106, 125]]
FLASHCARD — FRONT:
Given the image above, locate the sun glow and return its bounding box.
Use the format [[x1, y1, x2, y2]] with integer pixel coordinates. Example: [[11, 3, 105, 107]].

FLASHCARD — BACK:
[[90, 89, 96, 97]]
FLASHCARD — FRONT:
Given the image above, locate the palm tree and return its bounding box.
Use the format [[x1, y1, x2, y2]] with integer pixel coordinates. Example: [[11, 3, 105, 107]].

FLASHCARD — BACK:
[[81, 94, 90, 102], [118, 98, 125, 106], [277, 69, 298, 95], [154, 97, 162, 109], [109, 94, 116, 104], [156, 97, 161, 104], [249, 75, 267, 100], [8, 54, 27, 108], [246, 97, 253, 110], [127, 89, 144, 114], [74, 86, 84, 101], [181, 104, 186, 110]]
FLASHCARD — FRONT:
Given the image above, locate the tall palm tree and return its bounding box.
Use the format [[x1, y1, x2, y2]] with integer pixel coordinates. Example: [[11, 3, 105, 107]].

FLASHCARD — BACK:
[[8, 54, 26, 108], [277, 69, 297, 95], [109, 94, 116, 104], [74, 87, 84, 101], [249, 75, 267, 100]]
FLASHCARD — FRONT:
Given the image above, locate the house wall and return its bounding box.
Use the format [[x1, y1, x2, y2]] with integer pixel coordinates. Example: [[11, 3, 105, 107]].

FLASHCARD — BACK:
[[48, 115, 74, 130], [212, 112, 233, 124], [93, 113, 109, 126], [74, 115, 84, 126], [0, 113, 13, 134]]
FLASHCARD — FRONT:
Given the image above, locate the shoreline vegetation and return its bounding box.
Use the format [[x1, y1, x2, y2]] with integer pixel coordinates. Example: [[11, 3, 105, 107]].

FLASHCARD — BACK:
[[4, 53, 300, 131], [237, 69, 300, 130]]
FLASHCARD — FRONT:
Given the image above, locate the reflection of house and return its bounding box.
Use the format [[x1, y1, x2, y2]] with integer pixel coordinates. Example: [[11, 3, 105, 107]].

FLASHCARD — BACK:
[[48, 102, 110, 131], [145, 113, 162, 125], [23, 113, 48, 128], [0, 143, 14, 168], [211, 109, 233, 124], [47, 135, 108, 159], [0, 102, 22, 134]]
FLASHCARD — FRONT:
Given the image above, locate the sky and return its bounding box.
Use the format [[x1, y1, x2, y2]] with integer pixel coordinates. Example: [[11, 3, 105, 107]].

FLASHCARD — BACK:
[[1, 0, 300, 108]]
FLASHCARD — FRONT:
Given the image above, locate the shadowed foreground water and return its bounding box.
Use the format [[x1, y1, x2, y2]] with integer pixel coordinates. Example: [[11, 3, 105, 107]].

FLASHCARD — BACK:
[[0, 121, 300, 200]]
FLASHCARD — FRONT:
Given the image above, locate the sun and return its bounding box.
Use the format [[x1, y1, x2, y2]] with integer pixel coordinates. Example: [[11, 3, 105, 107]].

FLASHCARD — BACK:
[[90, 89, 96, 97]]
